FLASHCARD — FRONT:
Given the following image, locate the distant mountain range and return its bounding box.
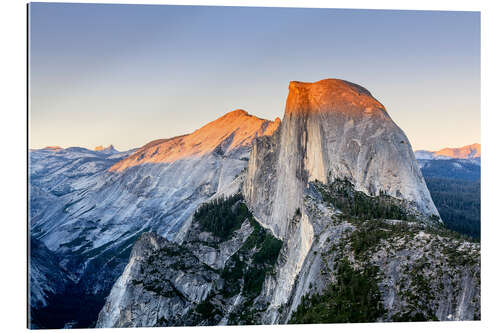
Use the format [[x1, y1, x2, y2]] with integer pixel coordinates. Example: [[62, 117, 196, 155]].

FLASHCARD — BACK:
[[415, 143, 480, 160], [413, 143, 480, 240], [93, 145, 119, 154], [414, 143, 480, 182]]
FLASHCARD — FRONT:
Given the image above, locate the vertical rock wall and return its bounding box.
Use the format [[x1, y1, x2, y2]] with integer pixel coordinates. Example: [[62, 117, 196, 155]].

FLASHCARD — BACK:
[[243, 79, 441, 323]]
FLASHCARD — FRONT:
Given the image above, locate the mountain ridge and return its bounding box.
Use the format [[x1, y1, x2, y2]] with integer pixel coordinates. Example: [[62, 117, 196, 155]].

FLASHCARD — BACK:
[[109, 109, 281, 172], [415, 143, 480, 160], [29, 108, 281, 328]]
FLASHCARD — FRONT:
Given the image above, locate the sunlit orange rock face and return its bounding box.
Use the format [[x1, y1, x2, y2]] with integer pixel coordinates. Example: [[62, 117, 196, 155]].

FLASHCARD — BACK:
[[43, 146, 62, 150], [245, 78, 440, 241], [286, 79, 386, 117], [434, 143, 481, 159], [94, 145, 115, 151], [109, 109, 281, 172]]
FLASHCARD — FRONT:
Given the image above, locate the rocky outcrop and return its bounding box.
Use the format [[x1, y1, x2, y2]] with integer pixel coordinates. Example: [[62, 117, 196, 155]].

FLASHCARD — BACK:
[[97, 196, 282, 327], [94, 145, 118, 154], [95, 232, 172, 328], [282, 183, 479, 323]]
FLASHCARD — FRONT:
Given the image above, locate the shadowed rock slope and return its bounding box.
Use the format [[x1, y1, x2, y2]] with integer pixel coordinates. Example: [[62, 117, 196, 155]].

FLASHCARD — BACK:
[[97, 195, 283, 327]]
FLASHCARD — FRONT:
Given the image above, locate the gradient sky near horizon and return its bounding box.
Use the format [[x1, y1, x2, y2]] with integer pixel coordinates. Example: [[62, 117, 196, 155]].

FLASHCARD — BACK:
[[29, 3, 480, 151]]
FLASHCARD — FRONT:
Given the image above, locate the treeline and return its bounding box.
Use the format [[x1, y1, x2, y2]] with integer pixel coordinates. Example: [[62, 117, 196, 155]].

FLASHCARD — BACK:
[[420, 159, 480, 182], [194, 193, 250, 240], [316, 179, 409, 221], [222, 218, 283, 302], [289, 259, 385, 324], [424, 177, 480, 239]]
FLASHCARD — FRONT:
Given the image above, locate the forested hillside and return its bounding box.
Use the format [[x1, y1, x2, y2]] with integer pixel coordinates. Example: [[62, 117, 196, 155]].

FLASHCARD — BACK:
[[419, 159, 480, 240]]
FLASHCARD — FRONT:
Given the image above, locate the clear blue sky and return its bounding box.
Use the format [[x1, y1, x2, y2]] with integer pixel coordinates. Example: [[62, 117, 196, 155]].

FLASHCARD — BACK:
[[29, 3, 480, 151]]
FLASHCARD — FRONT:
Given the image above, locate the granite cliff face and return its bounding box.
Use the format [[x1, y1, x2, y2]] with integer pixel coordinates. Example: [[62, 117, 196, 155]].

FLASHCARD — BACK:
[[244, 79, 438, 239], [242, 79, 440, 320], [96, 79, 478, 328]]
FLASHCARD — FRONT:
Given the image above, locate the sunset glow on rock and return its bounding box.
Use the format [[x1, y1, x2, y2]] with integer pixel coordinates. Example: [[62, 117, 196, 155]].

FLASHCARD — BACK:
[[109, 110, 280, 172]]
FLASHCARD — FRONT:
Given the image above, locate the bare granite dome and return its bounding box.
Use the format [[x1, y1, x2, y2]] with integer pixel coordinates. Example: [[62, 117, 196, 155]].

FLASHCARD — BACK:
[[286, 79, 386, 116], [245, 78, 438, 237], [243, 79, 440, 319]]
